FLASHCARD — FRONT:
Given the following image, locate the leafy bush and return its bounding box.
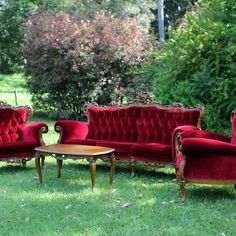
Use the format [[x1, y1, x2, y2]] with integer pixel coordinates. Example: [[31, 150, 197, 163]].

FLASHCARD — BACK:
[[22, 11, 153, 118], [144, 0, 236, 133]]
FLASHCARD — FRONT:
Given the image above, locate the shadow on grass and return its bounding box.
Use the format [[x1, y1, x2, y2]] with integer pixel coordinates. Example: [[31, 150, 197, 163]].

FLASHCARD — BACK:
[[186, 185, 236, 202], [64, 161, 176, 180], [0, 164, 34, 172]]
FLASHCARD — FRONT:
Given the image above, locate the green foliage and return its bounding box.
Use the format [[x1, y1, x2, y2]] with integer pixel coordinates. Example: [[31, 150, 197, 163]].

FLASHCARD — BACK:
[[145, 0, 236, 133], [0, 0, 36, 73], [22, 11, 153, 118], [34, 0, 156, 29]]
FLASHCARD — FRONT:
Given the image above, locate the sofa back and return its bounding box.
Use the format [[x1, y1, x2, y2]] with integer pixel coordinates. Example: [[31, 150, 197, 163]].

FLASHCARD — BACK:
[[86, 103, 203, 145], [0, 104, 32, 143]]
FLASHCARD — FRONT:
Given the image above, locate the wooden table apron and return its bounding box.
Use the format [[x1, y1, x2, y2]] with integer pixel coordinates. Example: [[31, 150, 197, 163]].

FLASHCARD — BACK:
[[35, 150, 116, 191]]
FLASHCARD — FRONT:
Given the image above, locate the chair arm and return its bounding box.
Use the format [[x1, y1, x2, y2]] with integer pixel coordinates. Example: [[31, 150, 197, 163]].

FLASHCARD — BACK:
[[172, 125, 200, 161], [55, 120, 89, 144], [21, 122, 48, 145], [182, 138, 236, 155]]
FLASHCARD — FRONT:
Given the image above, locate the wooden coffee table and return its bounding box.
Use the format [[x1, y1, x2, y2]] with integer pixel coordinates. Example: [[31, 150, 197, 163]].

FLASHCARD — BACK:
[[35, 144, 115, 191]]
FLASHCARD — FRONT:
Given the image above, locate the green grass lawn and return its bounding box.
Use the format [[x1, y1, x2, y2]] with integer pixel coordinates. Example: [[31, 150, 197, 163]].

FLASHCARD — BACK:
[[0, 117, 235, 235], [0, 73, 31, 105], [0, 74, 235, 235]]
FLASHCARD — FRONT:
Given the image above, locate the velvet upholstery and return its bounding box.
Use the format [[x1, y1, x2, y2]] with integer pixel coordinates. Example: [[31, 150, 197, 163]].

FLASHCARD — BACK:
[[55, 103, 203, 173], [0, 106, 48, 162], [175, 114, 236, 202]]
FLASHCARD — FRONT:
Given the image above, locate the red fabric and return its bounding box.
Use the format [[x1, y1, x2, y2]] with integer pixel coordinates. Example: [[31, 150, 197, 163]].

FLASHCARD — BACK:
[[172, 125, 201, 161], [21, 122, 48, 145], [181, 129, 231, 142], [130, 143, 171, 157], [0, 107, 48, 161], [182, 154, 236, 180], [0, 108, 27, 143], [96, 140, 135, 153], [87, 106, 201, 145], [64, 139, 96, 146], [182, 138, 236, 155], [0, 141, 38, 152], [55, 120, 89, 143]]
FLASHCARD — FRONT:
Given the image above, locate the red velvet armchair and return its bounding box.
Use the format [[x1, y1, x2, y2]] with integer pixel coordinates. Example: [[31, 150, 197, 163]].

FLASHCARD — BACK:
[[0, 103, 48, 165], [174, 113, 236, 203]]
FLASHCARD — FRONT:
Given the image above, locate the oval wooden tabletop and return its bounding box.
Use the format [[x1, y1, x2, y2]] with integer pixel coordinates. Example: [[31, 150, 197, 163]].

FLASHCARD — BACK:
[[35, 144, 115, 156]]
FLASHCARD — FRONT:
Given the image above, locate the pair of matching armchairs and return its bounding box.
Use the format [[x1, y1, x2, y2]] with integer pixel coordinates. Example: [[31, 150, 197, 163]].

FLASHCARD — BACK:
[[174, 112, 236, 203]]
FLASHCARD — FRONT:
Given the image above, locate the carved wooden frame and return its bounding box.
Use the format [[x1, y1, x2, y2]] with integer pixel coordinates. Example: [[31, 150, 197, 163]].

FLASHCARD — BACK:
[[82, 99, 204, 176]]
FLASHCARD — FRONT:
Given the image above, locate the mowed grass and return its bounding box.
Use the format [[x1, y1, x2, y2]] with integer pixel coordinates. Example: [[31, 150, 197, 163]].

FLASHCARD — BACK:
[[0, 108, 235, 236], [0, 73, 31, 105], [0, 74, 235, 235]]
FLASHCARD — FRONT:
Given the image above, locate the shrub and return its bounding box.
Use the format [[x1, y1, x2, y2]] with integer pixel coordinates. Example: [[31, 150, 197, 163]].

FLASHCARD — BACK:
[[22, 11, 154, 118], [144, 0, 236, 133]]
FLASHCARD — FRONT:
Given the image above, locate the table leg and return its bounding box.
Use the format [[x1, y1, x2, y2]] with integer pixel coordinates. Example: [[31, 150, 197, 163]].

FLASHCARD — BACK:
[[35, 156, 42, 184], [110, 153, 116, 185], [57, 159, 63, 178], [41, 156, 46, 171], [90, 158, 96, 191]]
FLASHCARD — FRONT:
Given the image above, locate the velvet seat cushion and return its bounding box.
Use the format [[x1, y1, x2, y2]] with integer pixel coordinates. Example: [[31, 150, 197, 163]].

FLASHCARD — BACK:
[[64, 139, 96, 146], [0, 141, 38, 153], [182, 138, 236, 155], [96, 140, 135, 153], [130, 143, 172, 157]]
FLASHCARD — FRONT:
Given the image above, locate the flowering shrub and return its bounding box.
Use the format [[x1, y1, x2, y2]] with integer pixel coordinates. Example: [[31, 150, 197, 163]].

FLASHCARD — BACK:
[[23, 11, 153, 118]]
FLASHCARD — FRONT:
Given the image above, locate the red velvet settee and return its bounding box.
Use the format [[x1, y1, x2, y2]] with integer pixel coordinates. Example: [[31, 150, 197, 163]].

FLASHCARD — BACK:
[[55, 102, 204, 175], [0, 103, 48, 165], [174, 112, 236, 203]]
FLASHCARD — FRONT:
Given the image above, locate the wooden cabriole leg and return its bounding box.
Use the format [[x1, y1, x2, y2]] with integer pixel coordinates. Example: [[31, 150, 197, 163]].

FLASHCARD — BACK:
[[110, 153, 116, 185], [41, 156, 45, 171], [35, 156, 42, 184], [178, 153, 187, 204], [130, 158, 136, 178], [90, 158, 96, 191], [179, 180, 187, 204], [57, 159, 63, 178]]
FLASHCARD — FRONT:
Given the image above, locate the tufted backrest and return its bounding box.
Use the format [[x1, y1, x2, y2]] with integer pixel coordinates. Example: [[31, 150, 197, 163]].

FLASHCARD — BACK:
[[87, 104, 202, 144], [0, 108, 28, 143]]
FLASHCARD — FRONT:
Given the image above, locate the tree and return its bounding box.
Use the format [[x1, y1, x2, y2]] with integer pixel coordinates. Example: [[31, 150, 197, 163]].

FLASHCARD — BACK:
[[143, 0, 236, 133], [22, 11, 154, 118], [0, 0, 36, 73], [34, 0, 156, 29]]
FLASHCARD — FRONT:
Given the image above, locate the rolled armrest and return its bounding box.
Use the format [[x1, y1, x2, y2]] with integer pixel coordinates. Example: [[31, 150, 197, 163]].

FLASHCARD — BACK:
[[55, 120, 89, 143], [181, 129, 231, 142], [182, 138, 236, 155], [21, 122, 48, 145], [172, 125, 200, 161]]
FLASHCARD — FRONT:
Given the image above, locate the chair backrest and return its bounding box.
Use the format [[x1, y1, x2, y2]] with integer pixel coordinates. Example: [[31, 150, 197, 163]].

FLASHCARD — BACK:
[[84, 102, 204, 145], [0, 104, 33, 143]]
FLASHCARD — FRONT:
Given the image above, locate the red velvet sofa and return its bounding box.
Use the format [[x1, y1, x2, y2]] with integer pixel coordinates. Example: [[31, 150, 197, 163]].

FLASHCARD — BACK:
[[174, 112, 236, 203], [55, 102, 204, 175], [0, 103, 48, 164]]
